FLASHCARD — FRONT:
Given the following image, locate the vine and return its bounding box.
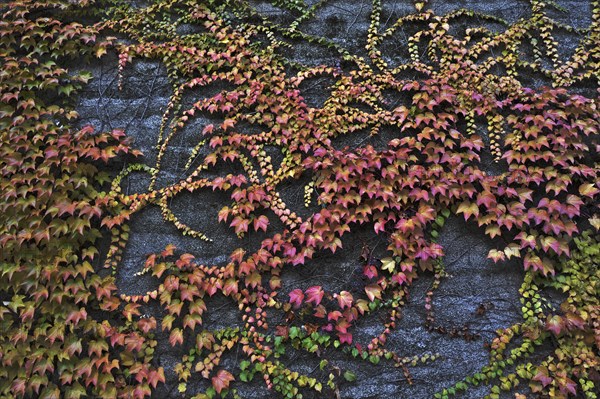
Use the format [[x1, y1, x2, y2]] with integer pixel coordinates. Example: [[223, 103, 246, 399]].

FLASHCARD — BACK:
[[1, 0, 599, 398]]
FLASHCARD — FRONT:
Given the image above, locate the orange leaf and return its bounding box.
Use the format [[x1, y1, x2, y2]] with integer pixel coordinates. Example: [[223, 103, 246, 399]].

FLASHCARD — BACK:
[[212, 369, 234, 394]]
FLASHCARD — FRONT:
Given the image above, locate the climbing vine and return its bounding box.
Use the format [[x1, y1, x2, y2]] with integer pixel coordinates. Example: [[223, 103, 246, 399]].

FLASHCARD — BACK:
[[1, 0, 599, 398]]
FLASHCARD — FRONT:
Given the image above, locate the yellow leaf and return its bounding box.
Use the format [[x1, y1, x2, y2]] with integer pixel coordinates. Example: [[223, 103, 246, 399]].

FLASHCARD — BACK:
[[178, 383, 187, 394], [95, 46, 107, 58], [504, 244, 521, 259], [589, 215, 600, 230], [381, 257, 395, 273]]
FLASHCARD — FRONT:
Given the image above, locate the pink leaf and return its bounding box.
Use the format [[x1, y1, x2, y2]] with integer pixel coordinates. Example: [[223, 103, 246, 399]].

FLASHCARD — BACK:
[[338, 331, 353, 345], [363, 265, 378, 279], [335, 291, 353, 309], [305, 286, 324, 306], [365, 284, 382, 302], [212, 369, 235, 394], [289, 289, 304, 309], [253, 215, 269, 232], [532, 367, 553, 387], [545, 315, 564, 336]]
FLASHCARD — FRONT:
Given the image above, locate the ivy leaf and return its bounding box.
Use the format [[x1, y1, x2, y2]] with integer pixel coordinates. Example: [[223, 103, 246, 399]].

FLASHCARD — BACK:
[[487, 249, 506, 263], [365, 284, 382, 302], [289, 289, 304, 308], [196, 331, 215, 351], [253, 215, 269, 232], [380, 257, 395, 273], [579, 183, 599, 198], [11, 379, 26, 396], [161, 244, 176, 257], [545, 315, 564, 336], [503, 243, 521, 259], [162, 314, 175, 331], [95, 46, 107, 58], [540, 236, 560, 254], [169, 328, 184, 346], [485, 225, 501, 239], [202, 124, 214, 135], [391, 273, 408, 285], [335, 291, 353, 309], [343, 370, 357, 382], [40, 386, 61, 399], [212, 369, 234, 394], [532, 367, 553, 387], [589, 215, 600, 230], [222, 119, 236, 131], [339, 331, 353, 345], [564, 312, 586, 330], [176, 253, 195, 269], [183, 313, 203, 330], [456, 201, 479, 221], [223, 278, 238, 296], [558, 377, 578, 396], [523, 252, 543, 272], [230, 216, 249, 235], [305, 286, 324, 306], [58, 84, 76, 97], [363, 265, 378, 279], [148, 368, 166, 389], [137, 317, 157, 334], [230, 248, 246, 264]]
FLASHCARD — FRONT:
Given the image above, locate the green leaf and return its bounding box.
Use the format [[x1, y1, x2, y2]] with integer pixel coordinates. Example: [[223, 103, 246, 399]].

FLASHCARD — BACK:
[[319, 359, 328, 370], [343, 371, 357, 382], [58, 84, 76, 97], [239, 360, 251, 371]]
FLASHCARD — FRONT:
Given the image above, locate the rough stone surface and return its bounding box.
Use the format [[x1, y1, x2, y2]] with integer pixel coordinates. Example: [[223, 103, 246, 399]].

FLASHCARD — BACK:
[[73, 1, 593, 397]]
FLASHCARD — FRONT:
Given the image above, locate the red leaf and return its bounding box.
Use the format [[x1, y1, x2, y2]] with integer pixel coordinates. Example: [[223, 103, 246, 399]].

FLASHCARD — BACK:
[[222, 119, 235, 131], [223, 278, 238, 296], [559, 377, 578, 396], [148, 368, 166, 389], [328, 310, 342, 321], [365, 284, 382, 302], [145, 254, 156, 268], [305, 286, 324, 306], [230, 248, 246, 264], [545, 315, 564, 336], [338, 331, 353, 345], [212, 369, 235, 394], [161, 244, 176, 257], [391, 273, 408, 285], [202, 124, 214, 135], [253, 215, 269, 232], [532, 367, 553, 387], [335, 291, 353, 309], [176, 253, 195, 268], [540, 236, 560, 254], [289, 289, 304, 309], [523, 252, 543, 272], [363, 265, 378, 279], [169, 328, 183, 346], [230, 216, 249, 234], [565, 312, 586, 330], [11, 379, 26, 396], [137, 317, 157, 334]]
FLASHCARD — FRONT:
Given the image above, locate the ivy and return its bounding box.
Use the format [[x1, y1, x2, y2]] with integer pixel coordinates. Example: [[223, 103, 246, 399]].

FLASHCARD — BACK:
[[1, 0, 599, 398]]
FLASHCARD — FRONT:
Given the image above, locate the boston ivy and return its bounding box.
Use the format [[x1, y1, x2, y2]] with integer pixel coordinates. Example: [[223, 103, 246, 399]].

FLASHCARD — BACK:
[[1, 0, 598, 398]]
